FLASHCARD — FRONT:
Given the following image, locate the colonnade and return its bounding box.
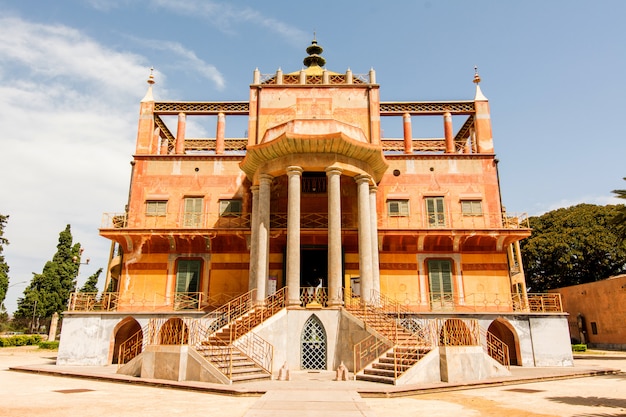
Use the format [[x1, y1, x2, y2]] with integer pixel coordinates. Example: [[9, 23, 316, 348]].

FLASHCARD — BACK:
[[248, 166, 380, 307]]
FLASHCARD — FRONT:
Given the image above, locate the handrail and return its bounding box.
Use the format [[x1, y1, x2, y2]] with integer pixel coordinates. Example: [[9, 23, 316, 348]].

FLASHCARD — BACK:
[[482, 328, 510, 369], [201, 289, 257, 336], [101, 211, 529, 231]]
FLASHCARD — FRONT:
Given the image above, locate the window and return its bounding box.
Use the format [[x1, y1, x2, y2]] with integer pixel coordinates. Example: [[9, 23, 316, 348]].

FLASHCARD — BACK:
[[425, 197, 446, 227], [219, 199, 242, 216], [387, 199, 409, 217], [146, 200, 167, 216], [591, 322, 598, 335], [461, 200, 483, 216], [428, 260, 453, 308], [176, 260, 201, 293], [183, 197, 203, 227]]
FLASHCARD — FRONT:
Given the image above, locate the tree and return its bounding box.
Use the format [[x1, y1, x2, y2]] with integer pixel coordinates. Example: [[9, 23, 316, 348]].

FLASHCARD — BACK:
[[80, 268, 102, 293], [14, 225, 83, 332], [611, 177, 626, 243], [0, 215, 9, 309], [521, 204, 626, 292]]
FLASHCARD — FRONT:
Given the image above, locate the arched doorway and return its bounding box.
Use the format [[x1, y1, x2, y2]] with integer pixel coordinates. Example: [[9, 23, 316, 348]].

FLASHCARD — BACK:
[[301, 315, 327, 370], [159, 318, 190, 345], [112, 317, 142, 364], [439, 318, 477, 346], [487, 318, 521, 366]]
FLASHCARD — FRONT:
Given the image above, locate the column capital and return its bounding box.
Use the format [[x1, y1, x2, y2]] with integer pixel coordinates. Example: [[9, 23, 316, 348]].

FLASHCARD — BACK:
[[369, 184, 378, 193], [259, 173, 273, 184], [354, 174, 371, 185], [325, 166, 343, 176], [250, 184, 259, 193], [286, 166, 303, 176]]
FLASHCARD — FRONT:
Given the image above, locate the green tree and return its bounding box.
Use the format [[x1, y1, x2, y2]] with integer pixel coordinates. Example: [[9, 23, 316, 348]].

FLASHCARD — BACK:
[[14, 225, 82, 331], [611, 177, 626, 243], [521, 204, 626, 292], [80, 268, 102, 293], [0, 215, 9, 309]]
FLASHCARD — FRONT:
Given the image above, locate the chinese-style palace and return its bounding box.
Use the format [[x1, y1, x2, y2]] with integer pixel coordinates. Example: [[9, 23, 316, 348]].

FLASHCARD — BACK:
[[58, 40, 573, 385]]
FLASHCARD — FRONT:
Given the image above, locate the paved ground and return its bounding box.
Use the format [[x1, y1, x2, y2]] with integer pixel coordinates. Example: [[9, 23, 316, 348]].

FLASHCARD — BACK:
[[1, 347, 626, 416]]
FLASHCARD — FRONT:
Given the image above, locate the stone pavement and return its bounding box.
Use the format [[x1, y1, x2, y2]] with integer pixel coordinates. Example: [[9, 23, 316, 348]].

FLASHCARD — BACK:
[[2, 347, 626, 417]]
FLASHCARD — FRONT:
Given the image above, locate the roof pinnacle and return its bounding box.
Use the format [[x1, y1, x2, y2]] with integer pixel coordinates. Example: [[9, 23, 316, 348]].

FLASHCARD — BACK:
[[142, 67, 155, 102], [473, 66, 487, 101], [303, 36, 326, 68]]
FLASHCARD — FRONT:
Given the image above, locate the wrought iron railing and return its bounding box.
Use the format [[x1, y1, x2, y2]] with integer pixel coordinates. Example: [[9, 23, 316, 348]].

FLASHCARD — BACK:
[[202, 289, 257, 336], [483, 328, 510, 369], [300, 287, 328, 307], [233, 332, 274, 374], [103, 210, 529, 231], [68, 292, 119, 311]]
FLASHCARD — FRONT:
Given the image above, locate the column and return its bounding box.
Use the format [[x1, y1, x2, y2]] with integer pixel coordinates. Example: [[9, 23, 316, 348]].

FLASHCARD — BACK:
[[403, 113, 413, 154], [369, 185, 381, 296], [175, 112, 186, 154], [355, 174, 373, 305], [444, 111, 455, 153], [286, 167, 303, 307], [255, 174, 272, 305], [248, 185, 259, 292], [215, 112, 225, 155], [326, 167, 343, 306]]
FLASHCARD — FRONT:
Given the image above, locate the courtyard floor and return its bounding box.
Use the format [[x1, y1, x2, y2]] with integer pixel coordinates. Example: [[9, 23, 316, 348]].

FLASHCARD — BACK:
[[1, 346, 625, 416]]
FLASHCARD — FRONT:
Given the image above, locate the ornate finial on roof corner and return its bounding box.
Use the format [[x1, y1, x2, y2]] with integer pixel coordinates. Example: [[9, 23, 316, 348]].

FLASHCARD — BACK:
[[142, 67, 155, 102], [473, 66, 481, 84], [147, 67, 155, 85], [473, 66, 487, 101]]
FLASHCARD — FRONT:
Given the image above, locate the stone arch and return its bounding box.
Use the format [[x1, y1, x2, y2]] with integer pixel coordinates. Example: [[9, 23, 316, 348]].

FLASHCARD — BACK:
[[158, 317, 190, 345], [111, 316, 142, 364], [439, 318, 477, 346], [301, 314, 327, 370], [487, 317, 521, 366]]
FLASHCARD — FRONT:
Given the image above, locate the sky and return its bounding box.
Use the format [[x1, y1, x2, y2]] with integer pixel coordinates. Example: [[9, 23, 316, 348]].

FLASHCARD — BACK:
[[1, 0, 625, 314]]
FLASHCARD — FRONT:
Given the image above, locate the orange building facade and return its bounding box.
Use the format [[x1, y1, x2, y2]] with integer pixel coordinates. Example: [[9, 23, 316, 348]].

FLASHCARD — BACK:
[[58, 41, 573, 384], [552, 275, 626, 350]]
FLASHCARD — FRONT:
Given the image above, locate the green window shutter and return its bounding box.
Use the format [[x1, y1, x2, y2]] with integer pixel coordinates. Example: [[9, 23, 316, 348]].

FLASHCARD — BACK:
[[176, 260, 201, 293]]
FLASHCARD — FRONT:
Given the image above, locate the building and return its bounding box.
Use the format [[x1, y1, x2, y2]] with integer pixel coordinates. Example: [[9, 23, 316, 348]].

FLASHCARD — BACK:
[[551, 274, 626, 350], [58, 40, 573, 385]]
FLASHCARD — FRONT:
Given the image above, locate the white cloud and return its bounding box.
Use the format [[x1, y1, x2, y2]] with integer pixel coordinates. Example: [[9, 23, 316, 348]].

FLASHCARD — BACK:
[[130, 38, 226, 90], [0, 16, 153, 312], [529, 195, 623, 216], [149, 0, 308, 45]]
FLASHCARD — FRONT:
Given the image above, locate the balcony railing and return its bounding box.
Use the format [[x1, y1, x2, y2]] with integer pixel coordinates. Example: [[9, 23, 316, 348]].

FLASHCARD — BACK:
[[68, 291, 237, 312], [68, 291, 562, 314], [101, 211, 528, 231]]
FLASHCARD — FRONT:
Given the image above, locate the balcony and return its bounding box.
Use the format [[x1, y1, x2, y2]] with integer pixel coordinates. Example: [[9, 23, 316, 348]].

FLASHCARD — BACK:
[[101, 211, 528, 231], [68, 290, 561, 314]]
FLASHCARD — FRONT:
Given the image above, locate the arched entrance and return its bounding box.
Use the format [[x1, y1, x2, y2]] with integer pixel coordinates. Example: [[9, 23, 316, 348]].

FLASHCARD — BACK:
[[111, 317, 142, 364], [439, 318, 477, 346], [301, 315, 327, 370], [487, 318, 521, 366], [159, 318, 190, 345]]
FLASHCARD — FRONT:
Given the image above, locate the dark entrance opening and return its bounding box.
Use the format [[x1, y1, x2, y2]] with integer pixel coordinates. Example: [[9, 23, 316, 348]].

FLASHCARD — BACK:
[[300, 247, 328, 289]]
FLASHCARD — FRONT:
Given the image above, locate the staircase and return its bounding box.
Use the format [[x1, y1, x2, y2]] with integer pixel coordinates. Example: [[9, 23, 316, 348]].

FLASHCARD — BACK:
[[195, 287, 287, 383], [195, 344, 271, 383], [346, 292, 435, 385]]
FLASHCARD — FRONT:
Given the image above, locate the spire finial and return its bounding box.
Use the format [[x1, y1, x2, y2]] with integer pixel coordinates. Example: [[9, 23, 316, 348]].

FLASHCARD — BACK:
[[303, 36, 326, 68], [473, 66, 481, 84], [473, 66, 487, 100], [147, 67, 155, 85], [142, 67, 155, 102]]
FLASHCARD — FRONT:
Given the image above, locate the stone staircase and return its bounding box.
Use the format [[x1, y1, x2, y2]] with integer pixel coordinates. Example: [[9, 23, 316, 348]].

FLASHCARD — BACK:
[[346, 293, 434, 385], [195, 287, 287, 383], [195, 344, 271, 383]]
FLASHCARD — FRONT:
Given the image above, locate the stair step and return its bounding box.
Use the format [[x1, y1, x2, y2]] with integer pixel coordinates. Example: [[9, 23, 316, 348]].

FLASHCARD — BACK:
[[356, 373, 395, 385]]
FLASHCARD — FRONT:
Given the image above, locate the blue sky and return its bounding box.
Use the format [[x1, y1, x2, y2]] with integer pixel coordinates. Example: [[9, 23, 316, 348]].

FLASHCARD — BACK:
[[1, 0, 625, 313]]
